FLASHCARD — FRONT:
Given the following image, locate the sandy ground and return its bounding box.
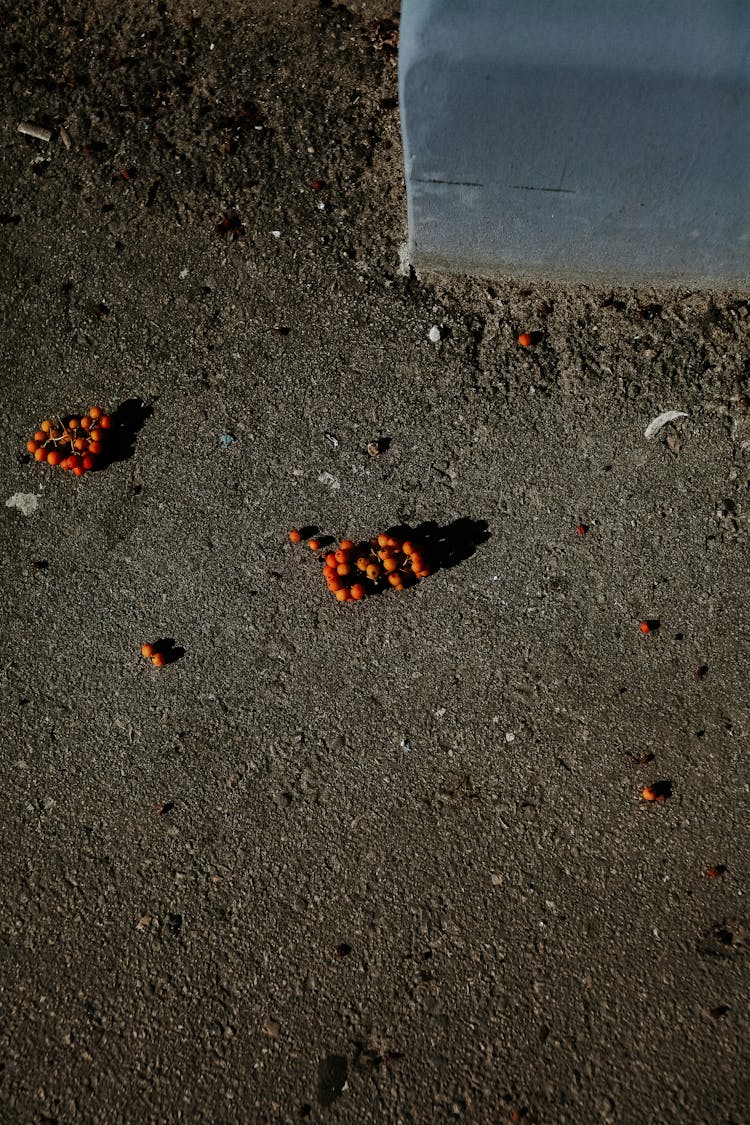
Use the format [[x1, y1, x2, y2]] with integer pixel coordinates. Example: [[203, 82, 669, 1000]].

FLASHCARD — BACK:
[[1, 3, 749, 1123]]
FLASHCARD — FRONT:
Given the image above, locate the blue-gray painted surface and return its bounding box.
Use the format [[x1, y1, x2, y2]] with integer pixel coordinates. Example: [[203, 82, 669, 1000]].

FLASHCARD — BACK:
[[399, 0, 750, 288]]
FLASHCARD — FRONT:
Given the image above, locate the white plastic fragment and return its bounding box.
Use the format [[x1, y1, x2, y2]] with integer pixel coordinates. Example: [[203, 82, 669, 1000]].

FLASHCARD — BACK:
[[18, 121, 52, 142], [6, 493, 39, 516], [271, 230, 281, 238], [428, 324, 441, 343], [317, 471, 340, 492], [644, 410, 688, 440]]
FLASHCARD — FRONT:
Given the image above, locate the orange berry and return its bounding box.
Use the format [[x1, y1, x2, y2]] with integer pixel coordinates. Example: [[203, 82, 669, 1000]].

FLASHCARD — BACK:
[[388, 572, 402, 587], [151, 652, 167, 667], [350, 584, 365, 600], [88, 405, 102, 420], [386, 536, 400, 548], [339, 539, 355, 551], [89, 427, 104, 442], [41, 420, 52, 433], [99, 415, 113, 429], [640, 621, 651, 635], [356, 557, 369, 571], [335, 588, 349, 602], [68, 418, 80, 430], [289, 529, 302, 543], [415, 567, 431, 578], [334, 549, 350, 564], [73, 466, 84, 477], [328, 578, 343, 592], [377, 533, 389, 548], [34, 431, 46, 443], [27, 440, 39, 453], [383, 557, 398, 573], [46, 450, 61, 467], [88, 441, 103, 455], [308, 538, 321, 551], [518, 332, 533, 347], [82, 454, 95, 470], [141, 643, 155, 658], [410, 553, 424, 569], [34, 447, 47, 462], [80, 416, 91, 429], [402, 541, 414, 556], [641, 785, 657, 802], [366, 563, 380, 581], [337, 563, 351, 577], [74, 437, 86, 451]]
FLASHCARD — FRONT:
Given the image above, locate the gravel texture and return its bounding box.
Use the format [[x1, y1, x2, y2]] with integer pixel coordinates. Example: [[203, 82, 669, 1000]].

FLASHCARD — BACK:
[[1, 3, 749, 1123]]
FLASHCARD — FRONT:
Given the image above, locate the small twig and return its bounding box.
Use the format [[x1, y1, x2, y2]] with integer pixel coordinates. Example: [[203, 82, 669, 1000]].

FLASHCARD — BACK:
[[59, 126, 71, 149], [18, 121, 53, 143]]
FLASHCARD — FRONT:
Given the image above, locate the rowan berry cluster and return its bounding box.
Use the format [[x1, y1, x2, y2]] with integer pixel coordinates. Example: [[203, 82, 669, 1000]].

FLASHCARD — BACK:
[[26, 406, 112, 475], [290, 529, 431, 602]]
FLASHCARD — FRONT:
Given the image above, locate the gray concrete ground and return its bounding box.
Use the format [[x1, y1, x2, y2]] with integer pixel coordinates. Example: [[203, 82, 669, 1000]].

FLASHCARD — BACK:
[[1, 3, 749, 1123]]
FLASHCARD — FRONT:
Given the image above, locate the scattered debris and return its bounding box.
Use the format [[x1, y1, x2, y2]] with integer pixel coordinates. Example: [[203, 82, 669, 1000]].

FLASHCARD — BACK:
[[219, 433, 235, 449], [639, 619, 660, 635], [262, 1018, 281, 1038], [317, 1055, 348, 1107], [576, 523, 587, 536], [59, 126, 71, 149], [140, 639, 183, 668], [694, 664, 709, 681], [367, 436, 390, 456], [6, 493, 39, 517], [17, 121, 52, 143], [644, 410, 688, 440], [334, 943, 352, 958], [626, 751, 655, 767], [135, 914, 157, 932], [151, 801, 175, 816], [698, 919, 749, 958], [705, 865, 727, 879], [317, 470, 340, 492], [641, 780, 672, 803], [324, 432, 340, 450], [215, 213, 245, 241], [428, 324, 442, 343]]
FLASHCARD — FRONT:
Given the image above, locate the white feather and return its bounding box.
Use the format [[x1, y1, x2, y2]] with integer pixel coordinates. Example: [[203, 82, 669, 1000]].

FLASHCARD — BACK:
[[644, 410, 688, 440]]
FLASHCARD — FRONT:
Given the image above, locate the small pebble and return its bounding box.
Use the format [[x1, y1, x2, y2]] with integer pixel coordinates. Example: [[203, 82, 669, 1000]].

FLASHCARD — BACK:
[[428, 325, 441, 343]]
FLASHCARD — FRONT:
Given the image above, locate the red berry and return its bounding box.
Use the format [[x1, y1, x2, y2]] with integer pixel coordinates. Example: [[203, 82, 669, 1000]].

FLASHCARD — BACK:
[[99, 415, 113, 429], [82, 454, 95, 470]]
